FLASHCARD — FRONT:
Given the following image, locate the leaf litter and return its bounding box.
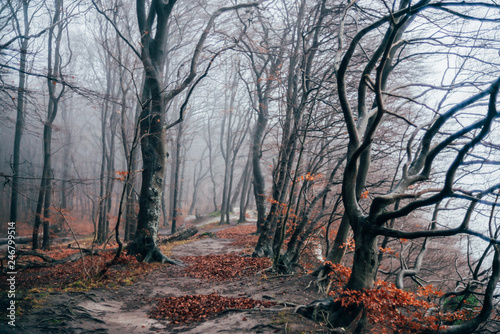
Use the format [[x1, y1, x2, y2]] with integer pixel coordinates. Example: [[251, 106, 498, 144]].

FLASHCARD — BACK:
[[182, 252, 271, 281], [150, 293, 275, 324]]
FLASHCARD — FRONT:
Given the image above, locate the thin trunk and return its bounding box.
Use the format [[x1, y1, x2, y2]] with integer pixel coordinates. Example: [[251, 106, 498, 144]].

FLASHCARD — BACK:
[[60, 131, 71, 210], [187, 151, 207, 216], [10, 0, 29, 223], [206, 117, 218, 212], [171, 122, 183, 234], [251, 101, 268, 232], [32, 168, 47, 250], [179, 146, 186, 211], [124, 149, 138, 241], [161, 166, 168, 226], [104, 109, 118, 237], [33, 0, 64, 250], [230, 165, 246, 212], [42, 148, 53, 250], [238, 150, 252, 223], [253, 1, 306, 257], [243, 175, 253, 219], [187, 164, 199, 216], [121, 81, 139, 241], [225, 155, 235, 225], [168, 135, 176, 219], [219, 86, 233, 225], [97, 97, 109, 244]]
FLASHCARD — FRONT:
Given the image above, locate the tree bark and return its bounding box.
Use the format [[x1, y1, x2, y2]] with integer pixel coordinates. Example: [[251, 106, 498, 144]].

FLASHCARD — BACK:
[[9, 0, 29, 224], [33, 0, 65, 250], [128, 0, 258, 262], [171, 121, 183, 234]]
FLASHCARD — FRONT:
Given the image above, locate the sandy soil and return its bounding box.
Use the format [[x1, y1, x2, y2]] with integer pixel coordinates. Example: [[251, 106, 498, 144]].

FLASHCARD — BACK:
[[2, 225, 330, 334]]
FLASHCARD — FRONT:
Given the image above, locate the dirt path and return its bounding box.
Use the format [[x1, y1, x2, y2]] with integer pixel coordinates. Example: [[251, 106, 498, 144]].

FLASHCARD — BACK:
[[4, 225, 329, 334]]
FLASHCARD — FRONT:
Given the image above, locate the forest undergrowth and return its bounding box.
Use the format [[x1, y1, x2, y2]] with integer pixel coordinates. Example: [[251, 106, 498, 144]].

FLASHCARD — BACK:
[[0, 221, 494, 333]]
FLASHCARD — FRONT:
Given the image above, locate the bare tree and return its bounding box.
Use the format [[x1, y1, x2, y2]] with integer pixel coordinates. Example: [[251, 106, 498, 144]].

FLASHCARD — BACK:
[[252, 0, 332, 258], [300, 1, 500, 331], [219, 66, 250, 225], [8, 0, 30, 224], [124, 0, 259, 263], [187, 147, 208, 216], [32, 0, 70, 250]]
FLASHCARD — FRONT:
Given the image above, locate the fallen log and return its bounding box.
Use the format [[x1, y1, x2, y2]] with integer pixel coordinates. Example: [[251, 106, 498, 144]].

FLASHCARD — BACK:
[[0, 236, 75, 246], [161, 227, 198, 244], [7, 248, 107, 270], [0, 236, 32, 245]]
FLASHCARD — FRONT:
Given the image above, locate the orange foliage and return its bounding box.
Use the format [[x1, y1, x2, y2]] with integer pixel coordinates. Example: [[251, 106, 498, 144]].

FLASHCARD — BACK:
[[115, 170, 129, 181], [324, 264, 475, 333], [216, 224, 259, 249], [297, 172, 323, 182], [14, 250, 147, 290], [216, 225, 257, 238], [182, 253, 270, 281], [325, 261, 352, 286], [150, 293, 275, 324], [340, 237, 356, 252], [333, 280, 444, 333], [379, 246, 398, 257], [417, 284, 444, 298], [266, 198, 289, 215]]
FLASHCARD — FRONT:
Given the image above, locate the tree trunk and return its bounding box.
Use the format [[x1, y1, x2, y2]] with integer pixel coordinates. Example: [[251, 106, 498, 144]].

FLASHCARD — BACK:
[[167, 136, 174, 220], [97, 96, 109, 244], [121, 79, 139, 242], [323, 215, 350, 264], [161, 166, 169, 226], [346, 226, 378, 290], [238, 151, 252, 223], [251, 103, 268, 233], [129, 0, 257, 262], [124, 151, 138, 241], [219, 82, 235, 225], [33, 0, 64, 250], [171, 121, 183, 234], [253, 0, 306, 256], [253, 131, 298, 257], [179, 146, 186, 211], [187, 165, 198, 216], [10, 0, 29, 224], [188, 150, 207, 216], [42, 151, 53, 250], [60, 128, 71, 210], [206, 117, 219, 212], [128, 90, 171, 262], [32, 168, 47, 250], [230, 163, 246, 213]]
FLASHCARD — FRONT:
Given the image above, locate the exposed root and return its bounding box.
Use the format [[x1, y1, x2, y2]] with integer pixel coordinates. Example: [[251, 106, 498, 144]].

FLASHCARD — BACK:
[[142, 246, 185, 266], [309, 263, 335, 294], [295, 297, 363, 332], [127, 238, 185, 266]]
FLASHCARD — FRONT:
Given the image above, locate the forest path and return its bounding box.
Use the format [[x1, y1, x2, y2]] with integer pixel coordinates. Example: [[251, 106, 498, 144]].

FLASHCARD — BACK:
[[5, 220, 328, 334]]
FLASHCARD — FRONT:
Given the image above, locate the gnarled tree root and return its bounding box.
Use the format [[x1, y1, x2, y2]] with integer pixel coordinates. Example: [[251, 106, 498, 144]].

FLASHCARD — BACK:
[[295, 297, 363, 333], [143, 247, 184, 265], [127, 241, 184, 266]]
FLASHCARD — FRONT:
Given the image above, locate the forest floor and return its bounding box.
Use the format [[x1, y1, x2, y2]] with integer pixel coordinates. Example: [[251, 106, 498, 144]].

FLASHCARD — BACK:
[[0, 218, 331, 334]]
